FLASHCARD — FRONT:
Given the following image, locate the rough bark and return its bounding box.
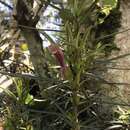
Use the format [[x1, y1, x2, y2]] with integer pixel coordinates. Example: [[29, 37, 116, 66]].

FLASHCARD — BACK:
[[20, 29, 47, 84], [107, 0, 130, 102], [13, 0, 48, 90]]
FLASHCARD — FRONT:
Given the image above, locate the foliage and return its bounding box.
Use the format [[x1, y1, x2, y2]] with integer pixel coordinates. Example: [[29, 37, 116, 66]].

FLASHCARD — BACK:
[[96, 2, 121, 55], [0, 0, 126, 130], [1, 78, 34, 130]]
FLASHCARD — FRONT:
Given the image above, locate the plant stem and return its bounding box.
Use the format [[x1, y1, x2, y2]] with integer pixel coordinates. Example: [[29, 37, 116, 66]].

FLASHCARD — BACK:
[[72, 80, 80, 130], [72, 91, 80, 130]]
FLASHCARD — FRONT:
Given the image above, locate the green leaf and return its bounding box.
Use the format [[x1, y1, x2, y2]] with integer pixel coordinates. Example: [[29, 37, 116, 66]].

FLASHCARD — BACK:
[[25, 94, 34, 104], [0, 86, 17, 100], [100, 0, 118, 8], [59, 9, 74, 22], [65, 22, 74, 44], [13, 79, 23, 98], [20, 43, 28, 51], [64, 66, 73, 81]]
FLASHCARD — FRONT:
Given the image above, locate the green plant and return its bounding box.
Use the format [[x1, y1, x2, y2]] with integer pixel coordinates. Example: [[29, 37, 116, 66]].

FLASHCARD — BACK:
[[1, 78, 34, 130]]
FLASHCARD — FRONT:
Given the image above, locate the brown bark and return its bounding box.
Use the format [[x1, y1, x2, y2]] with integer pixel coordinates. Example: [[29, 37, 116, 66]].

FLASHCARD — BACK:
[[13, 0, 49, 90], [21, 28, 47, 87], [107, 0, 130, 102]]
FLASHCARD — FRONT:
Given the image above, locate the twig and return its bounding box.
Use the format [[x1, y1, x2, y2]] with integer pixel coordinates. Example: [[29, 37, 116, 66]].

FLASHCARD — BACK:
[[49, 2, 61, 11], [32, 0, 50, 24], [85, 72, 130, 86], [41, 0, 61, 11], [101, 101, 130, 107], [10, 23, 130, 38], [94, 67, 130, 71], [0, 71, 38, 80], [0, 0, 13, 10], [96, 28, 130, 42], [17, 24, 63, 32], [18, 26, 130, 40], [96, 53, 130, 63]]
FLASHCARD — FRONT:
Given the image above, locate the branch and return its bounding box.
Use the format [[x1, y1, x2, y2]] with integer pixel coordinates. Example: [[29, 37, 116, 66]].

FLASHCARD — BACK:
[[9, 22, 63, 32], [39, 0, 61, 11], [15, 25, 130, 37], [85, 72, 130, 86], [101, 100, 130, 107], [49, 2, 61, 11], [96, 53, 130, 63], [0, 70, 38, 80], [93, 67, 130, 71], [17, 24, 63, 32], [0, 0, 13, 10], [96, 28, 130, 42], [32, 0, 50, 24]]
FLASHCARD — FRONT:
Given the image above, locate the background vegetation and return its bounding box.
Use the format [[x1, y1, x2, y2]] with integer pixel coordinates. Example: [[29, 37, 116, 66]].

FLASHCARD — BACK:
[[0, 0, 130, 130]]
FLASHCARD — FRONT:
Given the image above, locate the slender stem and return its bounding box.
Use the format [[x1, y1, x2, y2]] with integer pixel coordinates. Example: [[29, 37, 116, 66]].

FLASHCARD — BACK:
[[72, 90, 80, 130], [71, 80, 80, 130]]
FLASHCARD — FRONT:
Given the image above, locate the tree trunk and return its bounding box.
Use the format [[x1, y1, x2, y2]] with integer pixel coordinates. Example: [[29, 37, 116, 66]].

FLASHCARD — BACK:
[[21, 28, 47, 88], [107, 0, 130, 102], [13, 0, 48, 90]]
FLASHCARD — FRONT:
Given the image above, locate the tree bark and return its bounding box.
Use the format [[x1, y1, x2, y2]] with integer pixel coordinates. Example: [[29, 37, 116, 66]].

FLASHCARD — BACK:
[[13, 0, 49, 90], [20, 28, 47, 87], [107, 0, 130, 102]]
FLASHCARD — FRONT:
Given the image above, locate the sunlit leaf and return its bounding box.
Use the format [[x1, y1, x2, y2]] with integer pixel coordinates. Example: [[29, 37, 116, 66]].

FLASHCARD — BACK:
[[25, 94, 33, 104], [101, 0, 118, 8], [20, 43, 28, 51]]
